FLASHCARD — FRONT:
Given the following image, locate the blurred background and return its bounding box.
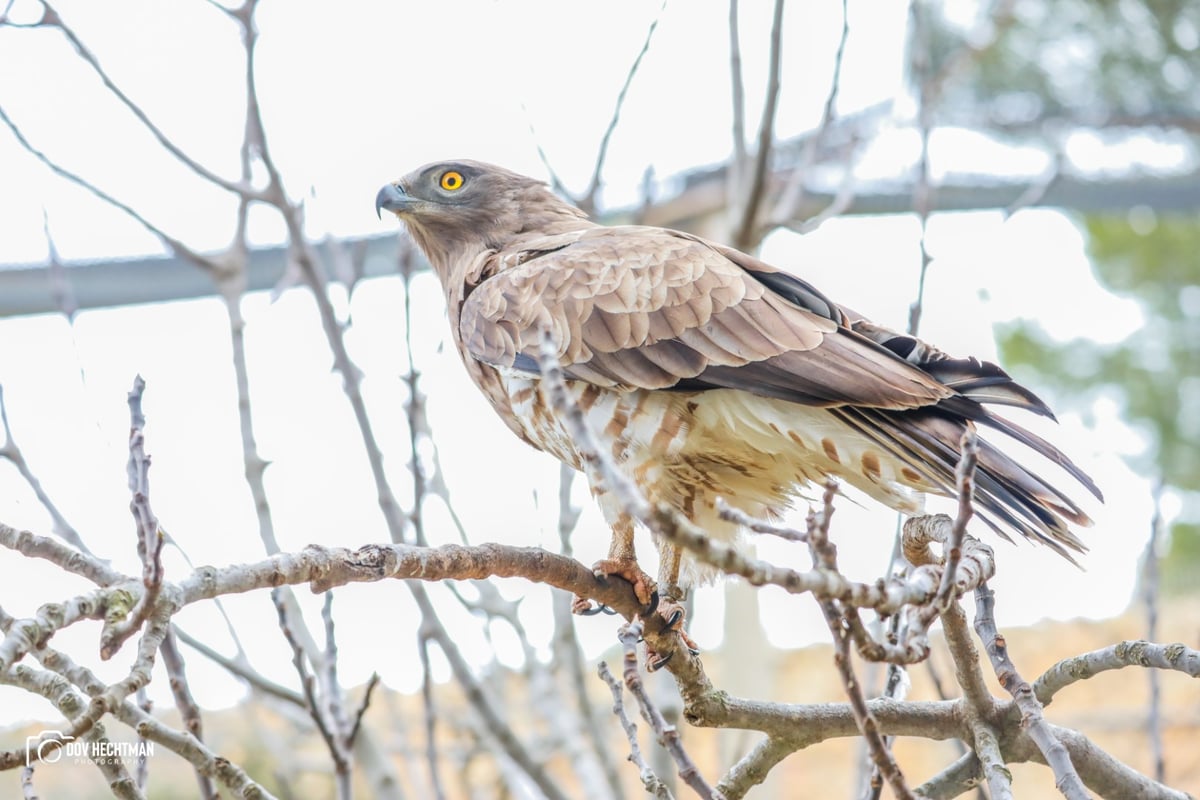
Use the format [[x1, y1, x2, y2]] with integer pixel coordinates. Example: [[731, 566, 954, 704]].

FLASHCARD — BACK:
[[0, 0, 1196, 797]]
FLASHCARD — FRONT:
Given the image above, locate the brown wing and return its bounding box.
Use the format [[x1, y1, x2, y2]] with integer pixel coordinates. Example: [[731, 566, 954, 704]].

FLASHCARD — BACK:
[[460, 224, 1102, 551], [459, 225, 956, 411]]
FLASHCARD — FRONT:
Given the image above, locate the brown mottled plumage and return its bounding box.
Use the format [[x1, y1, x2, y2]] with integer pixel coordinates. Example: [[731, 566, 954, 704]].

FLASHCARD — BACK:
[[376, 160, 1102, 614]]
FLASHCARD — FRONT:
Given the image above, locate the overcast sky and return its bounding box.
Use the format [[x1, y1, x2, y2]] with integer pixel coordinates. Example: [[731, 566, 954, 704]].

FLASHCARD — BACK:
[[0, 0, 1159, 723]]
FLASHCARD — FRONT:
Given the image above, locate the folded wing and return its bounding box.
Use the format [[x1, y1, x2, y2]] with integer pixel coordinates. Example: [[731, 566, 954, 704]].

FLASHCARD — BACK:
[[459, 225, 1102, 557]]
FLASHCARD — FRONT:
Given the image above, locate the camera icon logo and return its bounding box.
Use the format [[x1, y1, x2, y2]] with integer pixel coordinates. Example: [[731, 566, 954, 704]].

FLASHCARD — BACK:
[[25, 731, 74, 765]]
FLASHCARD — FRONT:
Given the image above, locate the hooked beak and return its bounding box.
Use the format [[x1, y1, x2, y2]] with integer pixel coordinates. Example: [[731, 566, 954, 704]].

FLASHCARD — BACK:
[[375, 182, 416, 219]]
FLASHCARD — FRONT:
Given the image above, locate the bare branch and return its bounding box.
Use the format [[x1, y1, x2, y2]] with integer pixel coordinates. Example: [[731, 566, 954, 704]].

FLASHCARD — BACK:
[[3, 592, 173, 769], [98, 376, 166, 660], [0, 522, 120, 585], [31, 1, 257, 197], [716, 497, 806, 542], [271, 588, 351, 797], [6, 625, 279, 799], [524, 106, 575, 202], [906, 0, 1018, 336], [914, 752, 987, 800], [553, 468, 624, 800], [732, 0, 785, 251], [1142, 481, 1166, 783], [0, 386, 95, 556], [40, 211, 78, 321], [417, 631, 448, 800], [2, 663, 143, 799], [617, 621, 722, 800], [598, 660, 675, 799], [933, 430, 978, 608], [1034, 640, 1200, 706], [160, 630, 217, 799], [807, 486, 915, 800], [579, 0, 666, 214], [714, 735, 792, 800], [785, 137, 860, 236], [347, 672, 380, 749], [1019, 724, 1190, 800], [1003, 150, 1063, 219], [172, 624, 305, 706], [727, 0, 747, 208], [0, 104, 221, 273], [768, 0, 851, 230], [0, 589, 116, 674], [20, 765, 36, 800], [973, 584, 1090, 799]]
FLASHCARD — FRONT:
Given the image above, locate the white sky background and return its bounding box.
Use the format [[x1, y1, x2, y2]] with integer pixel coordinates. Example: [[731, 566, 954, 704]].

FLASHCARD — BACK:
[[0, 0, 1161, 723]]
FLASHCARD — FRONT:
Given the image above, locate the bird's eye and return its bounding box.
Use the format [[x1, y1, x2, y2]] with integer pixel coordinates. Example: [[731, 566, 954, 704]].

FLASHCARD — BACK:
[[439, 170, 465, 191]]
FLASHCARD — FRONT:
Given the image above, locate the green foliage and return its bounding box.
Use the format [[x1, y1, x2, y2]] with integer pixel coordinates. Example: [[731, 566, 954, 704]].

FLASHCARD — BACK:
[[1163, 522, 1200, 594], [923, 0, 1200, 131]]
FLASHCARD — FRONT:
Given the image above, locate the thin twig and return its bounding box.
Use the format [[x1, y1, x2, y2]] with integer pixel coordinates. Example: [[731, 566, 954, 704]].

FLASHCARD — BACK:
[[173, 625, 305, 706], [579, 0, 667, 214], [617, 622, 723, 800], [906, 0, 934, 337], [769, 0, 851, 229], [1143, 480, 1165, 783], [598, 660, 675, 799], [973, 584, 1091, 799], [99, 376, 166, 660], [933, 430, 979, 610], [732, 0, 786, 251], [31, 1, 254, 197], [716, 497, 806, 542], [347, 672, 380, 749], [1003, 151, 1063, 219], [807, 485, 915, 800], [0, 104, 219, 273], [159, 630, 217, 799], [271, 588, 351, 795], [0, 386, 94, 555], [727, 0, 747, 210], [417, 631, 448, 800]]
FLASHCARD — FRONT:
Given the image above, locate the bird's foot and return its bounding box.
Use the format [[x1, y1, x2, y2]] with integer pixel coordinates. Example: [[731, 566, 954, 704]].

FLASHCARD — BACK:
[[643, 595, 700, 672], [590, 557, 656, 608]]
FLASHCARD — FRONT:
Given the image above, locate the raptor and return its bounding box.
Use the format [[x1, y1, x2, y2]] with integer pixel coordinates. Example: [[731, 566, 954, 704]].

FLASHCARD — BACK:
[[376, 160, 1101, 664]]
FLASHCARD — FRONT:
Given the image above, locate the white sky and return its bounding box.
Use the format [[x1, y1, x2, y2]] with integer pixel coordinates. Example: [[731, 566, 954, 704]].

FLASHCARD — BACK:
[[0, 0, 1162, 724]]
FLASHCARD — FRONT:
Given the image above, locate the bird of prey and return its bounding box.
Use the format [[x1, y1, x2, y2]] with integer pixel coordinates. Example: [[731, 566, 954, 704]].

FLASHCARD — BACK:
[[376, 160, 1101, 659]]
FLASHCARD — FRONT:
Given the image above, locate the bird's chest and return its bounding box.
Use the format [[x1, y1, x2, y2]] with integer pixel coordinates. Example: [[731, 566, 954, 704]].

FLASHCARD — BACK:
[[467, 362, 689, 473]]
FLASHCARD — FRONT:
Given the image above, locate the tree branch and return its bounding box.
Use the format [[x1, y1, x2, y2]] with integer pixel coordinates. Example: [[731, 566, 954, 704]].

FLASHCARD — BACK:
[[732, 0, 785, 250], [973, 584, 1090, 799]]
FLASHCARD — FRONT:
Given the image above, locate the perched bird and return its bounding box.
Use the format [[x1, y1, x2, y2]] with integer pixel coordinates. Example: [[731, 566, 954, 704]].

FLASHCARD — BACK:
[[376, 160, 1101, 660]]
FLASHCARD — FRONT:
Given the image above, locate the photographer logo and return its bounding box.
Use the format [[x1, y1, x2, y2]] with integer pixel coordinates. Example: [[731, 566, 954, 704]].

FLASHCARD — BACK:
[[26, 731, 153, 766]]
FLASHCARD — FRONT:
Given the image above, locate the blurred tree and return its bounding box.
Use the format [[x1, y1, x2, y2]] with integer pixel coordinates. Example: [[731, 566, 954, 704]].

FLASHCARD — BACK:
[[932, 0, 1200, 136], [997, 213, 1200, 592], [926, 0, 1200, 593]]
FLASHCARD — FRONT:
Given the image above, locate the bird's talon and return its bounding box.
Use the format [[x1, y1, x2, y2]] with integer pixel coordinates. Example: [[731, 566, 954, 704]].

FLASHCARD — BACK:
[[644, 589, 660, 617], [663, 608, 684, 630], [648, 650, 673, 671], [578, 603, 614, 616]]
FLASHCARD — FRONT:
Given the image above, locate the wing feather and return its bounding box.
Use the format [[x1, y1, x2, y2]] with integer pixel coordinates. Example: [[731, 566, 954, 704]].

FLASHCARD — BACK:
[[460, 226, 951, 409], [455, 222, 1098, 558]]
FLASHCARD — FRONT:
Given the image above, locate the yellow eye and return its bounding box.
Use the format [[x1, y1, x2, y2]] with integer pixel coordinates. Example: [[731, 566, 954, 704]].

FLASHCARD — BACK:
[[440, 170, 465, 191]]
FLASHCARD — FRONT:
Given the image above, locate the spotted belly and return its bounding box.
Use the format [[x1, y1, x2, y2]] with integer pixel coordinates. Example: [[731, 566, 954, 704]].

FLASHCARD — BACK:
[[483, 369, 926, 584]]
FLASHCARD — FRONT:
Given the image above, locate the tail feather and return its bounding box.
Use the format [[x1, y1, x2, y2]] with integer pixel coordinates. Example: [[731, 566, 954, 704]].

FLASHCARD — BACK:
[[832, 405, 1093, 561]]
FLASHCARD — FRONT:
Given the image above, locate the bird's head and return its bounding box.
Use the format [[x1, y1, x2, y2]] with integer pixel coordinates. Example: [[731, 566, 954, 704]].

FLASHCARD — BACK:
[[375, 160, 590, 279]]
